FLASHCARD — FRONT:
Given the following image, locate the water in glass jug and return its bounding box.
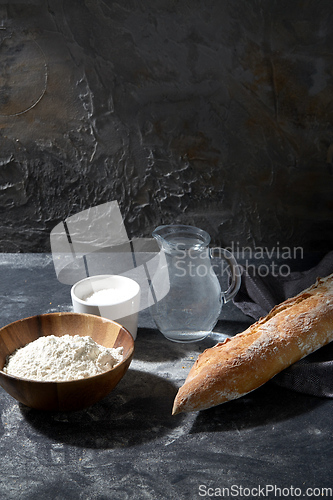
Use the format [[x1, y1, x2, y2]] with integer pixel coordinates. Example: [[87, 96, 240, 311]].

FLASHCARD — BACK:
[[148, 224, 241, 342]]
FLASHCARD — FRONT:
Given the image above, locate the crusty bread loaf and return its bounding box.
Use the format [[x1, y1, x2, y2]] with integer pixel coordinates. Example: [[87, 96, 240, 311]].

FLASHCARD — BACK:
[[172, 274, 333, 415]]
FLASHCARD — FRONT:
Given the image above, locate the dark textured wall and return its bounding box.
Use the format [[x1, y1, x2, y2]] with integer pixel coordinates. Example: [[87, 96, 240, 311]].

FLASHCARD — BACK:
[[0, 0, 333, 252]]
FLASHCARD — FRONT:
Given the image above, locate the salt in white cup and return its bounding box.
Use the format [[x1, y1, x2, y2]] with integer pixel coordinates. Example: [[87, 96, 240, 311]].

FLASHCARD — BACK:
[[71, 275, 141, 340]]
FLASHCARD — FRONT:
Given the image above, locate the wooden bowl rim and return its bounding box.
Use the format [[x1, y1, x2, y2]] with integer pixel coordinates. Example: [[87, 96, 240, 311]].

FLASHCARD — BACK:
[[0, 311, 135, 385]]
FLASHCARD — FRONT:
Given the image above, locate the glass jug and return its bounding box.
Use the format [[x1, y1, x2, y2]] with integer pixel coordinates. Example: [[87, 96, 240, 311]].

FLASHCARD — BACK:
[[148, 224, 241, 342]]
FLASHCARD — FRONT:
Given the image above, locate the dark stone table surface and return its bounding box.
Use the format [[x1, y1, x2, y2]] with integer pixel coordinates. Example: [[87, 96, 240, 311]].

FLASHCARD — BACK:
[[0, 254, 332, 499]]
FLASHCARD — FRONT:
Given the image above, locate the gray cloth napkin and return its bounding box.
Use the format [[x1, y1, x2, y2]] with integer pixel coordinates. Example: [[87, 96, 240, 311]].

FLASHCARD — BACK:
[[233, 251, 333, 398]]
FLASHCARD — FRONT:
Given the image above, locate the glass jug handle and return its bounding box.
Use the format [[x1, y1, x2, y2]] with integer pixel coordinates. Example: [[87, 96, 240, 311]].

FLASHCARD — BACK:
[[210, 247, 241, 303]]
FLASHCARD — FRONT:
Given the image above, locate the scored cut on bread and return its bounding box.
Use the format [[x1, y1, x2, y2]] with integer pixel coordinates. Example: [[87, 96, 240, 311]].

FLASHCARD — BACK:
[[172, 274, 333, 415]]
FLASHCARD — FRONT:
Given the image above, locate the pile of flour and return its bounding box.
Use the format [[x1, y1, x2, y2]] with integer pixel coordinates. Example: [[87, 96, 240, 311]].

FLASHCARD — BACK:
[[3, 334, 123, 382], [84, 288, 130, 305]]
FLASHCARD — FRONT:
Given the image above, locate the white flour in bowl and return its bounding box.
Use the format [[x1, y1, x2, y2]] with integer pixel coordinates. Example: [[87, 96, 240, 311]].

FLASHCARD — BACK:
[[3, 334, 123, 382]]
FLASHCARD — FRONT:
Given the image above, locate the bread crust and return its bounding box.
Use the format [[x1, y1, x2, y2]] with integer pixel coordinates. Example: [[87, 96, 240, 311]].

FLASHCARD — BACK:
[[172, 274, 333, 414]]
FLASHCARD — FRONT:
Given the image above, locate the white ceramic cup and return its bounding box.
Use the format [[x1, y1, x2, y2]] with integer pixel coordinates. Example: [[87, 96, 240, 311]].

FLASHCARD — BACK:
[[71, 275, 141, 340]]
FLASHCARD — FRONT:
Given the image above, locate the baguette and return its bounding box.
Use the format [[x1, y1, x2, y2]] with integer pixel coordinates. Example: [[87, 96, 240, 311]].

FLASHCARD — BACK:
[[172, 273, 333, 415]]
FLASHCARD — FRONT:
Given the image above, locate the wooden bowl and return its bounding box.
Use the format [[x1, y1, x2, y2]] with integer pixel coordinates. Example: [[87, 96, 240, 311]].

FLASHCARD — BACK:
[[0, 312, 135, 411]]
